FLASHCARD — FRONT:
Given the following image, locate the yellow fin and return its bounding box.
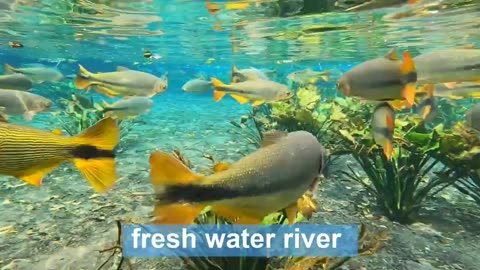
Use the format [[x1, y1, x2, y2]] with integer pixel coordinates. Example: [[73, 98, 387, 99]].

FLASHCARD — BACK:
[[401, 83, 416, 108], [149, 151, 205, 224], [448, 95, 464, 100], [16, 161, 63, 187], [94, 85, 117, 98], [213, 162, 230, 172], [285, 203, 298, 225], [211, 78, 227, 101], [384, 48, 399, 61], [320, 75, 329, 82], [251, 100, 265, 106], [261, 130, 287, 147], [72, 117, 120, 193], [225, 2, 250, 10], [469, 92, 480, 98], [230, 94, 250, 104]]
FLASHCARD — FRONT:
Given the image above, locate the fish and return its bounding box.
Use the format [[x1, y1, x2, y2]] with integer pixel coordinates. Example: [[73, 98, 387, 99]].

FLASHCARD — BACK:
[[182, 78, 213, 94], [102, 96, 154, 120], [419, 82, 480, 100], [466, 103, 480, 131], [0, 73, 33, 91], [211, 77, 293, 106], [0, 89, 53, 121], [231, 65, 269, 83], [414, 48, 480, 88], [149, 130, 326, 225], [287, 68, 330, 85], [371, 102, 395, 160], [74, 65, 168, 98], [8, 41, 23, 48], [336, 48, 417, 109], [4, 63, 63, 84], [0, 116, 120, 193]]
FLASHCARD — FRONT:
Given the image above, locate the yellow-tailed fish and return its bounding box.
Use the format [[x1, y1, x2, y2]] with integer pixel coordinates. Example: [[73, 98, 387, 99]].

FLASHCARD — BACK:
[[102, 96, 153, 120], [0, 89, 52, 121], [287, 68, 329, 85], [74, 65, 168, 98], [0, 73, 33, 91], [182, 78, 213, 94], [4, 63, 63, 84], [211, 77, 293, 106], [231, 64, 269, 83], [0, 116, 119, 193], [149, 130, 326, 225], [372, 102, 395, 160], [336, 48, 417, 109], [414, 48, 480, 88], [466, 103, 480, 131]]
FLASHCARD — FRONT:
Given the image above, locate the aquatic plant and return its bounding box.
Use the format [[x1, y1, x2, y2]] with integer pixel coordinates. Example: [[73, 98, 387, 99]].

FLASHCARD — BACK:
[[229, 110, 264, 148]]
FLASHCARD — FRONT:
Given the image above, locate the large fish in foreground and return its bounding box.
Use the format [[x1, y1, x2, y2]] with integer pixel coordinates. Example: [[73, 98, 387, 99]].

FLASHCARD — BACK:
[[0, 116, 120, 193], [74, 65, 168, 98], [414, 48, 480, 88], [4, 63, 63, 84], [211, 77, 293, 106], [336, 48, 417, 109], [149, 130, 326, 224]]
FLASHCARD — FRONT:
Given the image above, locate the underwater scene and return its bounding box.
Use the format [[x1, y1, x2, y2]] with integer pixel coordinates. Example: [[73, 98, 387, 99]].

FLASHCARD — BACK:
[[0, 0, 479, 269]]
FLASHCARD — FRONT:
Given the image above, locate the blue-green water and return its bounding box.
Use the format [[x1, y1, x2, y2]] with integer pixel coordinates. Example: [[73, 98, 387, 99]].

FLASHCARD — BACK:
[[0, 0, 480, 269]]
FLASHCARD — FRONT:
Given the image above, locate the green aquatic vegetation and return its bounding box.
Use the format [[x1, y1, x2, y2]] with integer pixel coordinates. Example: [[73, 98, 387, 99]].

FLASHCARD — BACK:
[[229, 110, 264, 148]]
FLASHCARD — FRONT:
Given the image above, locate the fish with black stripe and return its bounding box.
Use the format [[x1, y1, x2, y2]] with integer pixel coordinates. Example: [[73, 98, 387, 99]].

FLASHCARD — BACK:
[[0, 116, 120, 193]]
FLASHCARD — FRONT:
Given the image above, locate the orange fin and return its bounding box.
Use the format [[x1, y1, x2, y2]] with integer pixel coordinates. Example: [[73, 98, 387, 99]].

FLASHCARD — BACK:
[[383, 141, 393, 160], [444, 82, 457, 89], [384, 48, 399, 61], [72, 117, 120, 193], [206, 0, 220, 14], [320, 75, 329, 82], [388, 100, 407, 110], [75, 64, 93, 89], [384, 113, 395, 160], [230, 94, 250, 104], [285, 203, 298, 225], [400, 51, 416, 74], [213, 162, 230, 172], [401, 84, 416, 108], [153, 204, 205, 224], [225, 2, 250, 10], [423, 84, 435, 97], [211, 78, 227, 101], [16, 161, 63, 187]]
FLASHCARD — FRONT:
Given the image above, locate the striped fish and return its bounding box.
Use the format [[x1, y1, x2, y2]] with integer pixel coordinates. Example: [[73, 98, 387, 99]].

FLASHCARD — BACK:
[[0, 116, 120, 193]]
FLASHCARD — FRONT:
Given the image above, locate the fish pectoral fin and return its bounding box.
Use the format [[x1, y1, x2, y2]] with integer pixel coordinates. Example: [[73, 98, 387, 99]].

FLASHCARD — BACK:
[[261, 130, 288, 147], [213, 162, 230, 172], [230, 94, 250, 104], [211, 205, 264, 224], [23, 111, 36, 122], [251, 100, 265, 106], [153, 203, 205, 224], [387, 100, 407, 110], [285, 203, 298, 225], [383, 141, 394, 160], [443, 82, 457, 89], [401, 83, 416, 108], [17, 162, 63, 187], [149, 151, 202, 189]]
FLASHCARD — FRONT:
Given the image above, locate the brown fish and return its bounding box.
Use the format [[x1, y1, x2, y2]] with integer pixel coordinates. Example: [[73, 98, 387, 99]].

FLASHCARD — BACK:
[[0, 73, 33, 91], [149, 130, 326, 225], [371, 102, 395, 160], [337, 48, 417, 110]]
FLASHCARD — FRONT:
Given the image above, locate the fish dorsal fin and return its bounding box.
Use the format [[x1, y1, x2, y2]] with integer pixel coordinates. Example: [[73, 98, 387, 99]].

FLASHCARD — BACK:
[[149, 151, 202, 192], [261, 130, 287, 147], [384, 48, 399, 61], [116, 66, 130, 72], [213, 162, 230, 172], [0, 114, 8, 123]]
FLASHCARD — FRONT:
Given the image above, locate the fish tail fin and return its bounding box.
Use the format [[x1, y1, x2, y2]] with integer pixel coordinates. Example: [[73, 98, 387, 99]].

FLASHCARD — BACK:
[[211, 78, 227, 101], [3, 63, 15, 74], [75, 64, 93, 89], [71, 117, 120, 193], [149, 151, 206, 224]]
